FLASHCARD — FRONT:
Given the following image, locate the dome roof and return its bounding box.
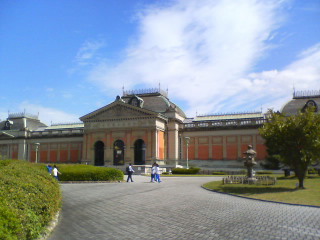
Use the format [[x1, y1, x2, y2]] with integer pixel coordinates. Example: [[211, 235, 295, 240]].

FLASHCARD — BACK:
[[281, 94, 320, 116], [122, 90, 186, 118]]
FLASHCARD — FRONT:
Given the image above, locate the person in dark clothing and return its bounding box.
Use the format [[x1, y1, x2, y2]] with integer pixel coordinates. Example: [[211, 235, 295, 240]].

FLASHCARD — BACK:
[[126, 163, 134, 182]]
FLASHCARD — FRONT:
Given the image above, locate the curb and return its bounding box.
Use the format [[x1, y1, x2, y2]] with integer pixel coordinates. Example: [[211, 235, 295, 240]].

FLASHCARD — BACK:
[[37, 211, 60, 240], [201, 186, 320, 209], [59, 181, 123, 184]]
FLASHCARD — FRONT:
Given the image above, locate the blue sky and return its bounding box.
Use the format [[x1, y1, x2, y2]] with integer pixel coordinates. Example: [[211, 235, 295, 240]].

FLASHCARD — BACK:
[[0, 0, 319, 124]]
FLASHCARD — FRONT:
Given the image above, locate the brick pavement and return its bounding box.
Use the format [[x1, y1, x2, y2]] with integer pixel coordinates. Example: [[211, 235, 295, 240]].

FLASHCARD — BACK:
[[48, 175, 320, 240]]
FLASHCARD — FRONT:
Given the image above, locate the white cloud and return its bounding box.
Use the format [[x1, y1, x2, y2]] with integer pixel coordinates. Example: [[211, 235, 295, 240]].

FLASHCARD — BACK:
[[17, 102, 80, 125], [75, 40, 105, 66], [243, 43, 320, 112], [85, 0, 289, 116], [0, 111, 7, 122]]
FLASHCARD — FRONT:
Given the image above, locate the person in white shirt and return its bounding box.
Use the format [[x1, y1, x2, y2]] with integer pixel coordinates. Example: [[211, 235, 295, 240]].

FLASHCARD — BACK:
[[151, 162, 156, 182], [52, 165, 61, 181], [126, 163, 135, 182], [155, 164, 161, 183]]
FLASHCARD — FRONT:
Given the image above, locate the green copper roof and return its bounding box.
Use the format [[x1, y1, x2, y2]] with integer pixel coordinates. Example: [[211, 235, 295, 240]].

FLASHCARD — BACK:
[[194, 112, 264, 121]]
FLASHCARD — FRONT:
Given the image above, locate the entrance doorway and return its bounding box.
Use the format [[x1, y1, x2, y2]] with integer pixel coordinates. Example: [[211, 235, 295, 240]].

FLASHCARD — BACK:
[[94, 141, 105, 166], [134, 139, 146, 165], [113, 140, 125, 165]]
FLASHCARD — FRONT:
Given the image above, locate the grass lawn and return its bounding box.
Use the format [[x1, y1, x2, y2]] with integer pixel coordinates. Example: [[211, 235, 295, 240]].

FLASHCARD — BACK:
[[203, 175, 320, 207]]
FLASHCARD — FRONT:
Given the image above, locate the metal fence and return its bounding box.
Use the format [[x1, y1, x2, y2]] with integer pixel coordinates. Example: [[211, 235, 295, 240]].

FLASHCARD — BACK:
[[222, 176, 277, 185]]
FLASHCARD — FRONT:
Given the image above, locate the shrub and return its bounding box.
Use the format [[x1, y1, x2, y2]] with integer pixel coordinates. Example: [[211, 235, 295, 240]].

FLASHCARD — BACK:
[[171, 167, 200, 174], [57, 164, 124, 181], [0, 160, 61, 240], [212, 171, 227, 175], [256, 171, 273, 175], [308, 168, 317, 175]]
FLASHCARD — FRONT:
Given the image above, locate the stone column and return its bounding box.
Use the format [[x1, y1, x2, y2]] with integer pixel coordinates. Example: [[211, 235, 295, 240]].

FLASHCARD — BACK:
[[167, 121, 179, 165], [154, 129, 158, 159], [237, 136, 242, 159], [126, 130, 133, 164], [209, 136, 212, 159], [18, 139, 27, 160], [195, 137, 198, 159], [222, 136, 227, 160]]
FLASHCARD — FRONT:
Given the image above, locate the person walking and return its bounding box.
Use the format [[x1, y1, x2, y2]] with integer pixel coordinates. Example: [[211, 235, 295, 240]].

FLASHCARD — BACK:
[[52, 165, 61, 181], [155, 163, 161, 183], [150, 162, 156, 182], [126, 163, 135, 182], [46, 164, 53, 175]]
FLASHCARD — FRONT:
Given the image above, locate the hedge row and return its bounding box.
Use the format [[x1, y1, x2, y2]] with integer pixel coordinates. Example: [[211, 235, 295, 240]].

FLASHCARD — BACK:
[[0, 160, 61, 240], [171, 167, 201, 174], [57, 164, 124, 181], [212, 172, 227, 175]]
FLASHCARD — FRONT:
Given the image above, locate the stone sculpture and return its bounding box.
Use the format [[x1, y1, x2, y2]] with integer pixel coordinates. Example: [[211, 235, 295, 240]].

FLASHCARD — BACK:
[[243, 145, 257, 182]]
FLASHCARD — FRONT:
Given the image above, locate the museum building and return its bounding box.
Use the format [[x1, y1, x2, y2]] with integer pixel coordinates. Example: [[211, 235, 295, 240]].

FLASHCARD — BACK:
[[0, 88, 319, 169]]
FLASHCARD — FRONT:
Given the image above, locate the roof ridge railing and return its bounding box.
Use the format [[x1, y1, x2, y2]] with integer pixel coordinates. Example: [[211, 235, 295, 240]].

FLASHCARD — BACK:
[[293, 90, 320, 99], [123, 88, 168, 97], [8, 112, 38, 119], [197, 111, 262, 117]]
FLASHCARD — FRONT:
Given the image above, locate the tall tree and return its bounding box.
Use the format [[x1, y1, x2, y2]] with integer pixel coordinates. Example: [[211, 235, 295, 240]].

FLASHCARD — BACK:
[[259, 108, 320, 189]]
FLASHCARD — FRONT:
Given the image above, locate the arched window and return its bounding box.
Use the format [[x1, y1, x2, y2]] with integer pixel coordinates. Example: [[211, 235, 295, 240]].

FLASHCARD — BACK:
[[94, 141, 105, 166], [134, 139, 146, 165]]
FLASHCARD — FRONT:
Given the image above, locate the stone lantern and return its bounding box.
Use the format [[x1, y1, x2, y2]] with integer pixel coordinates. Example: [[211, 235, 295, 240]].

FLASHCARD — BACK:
[[243, 145, 257, 183]]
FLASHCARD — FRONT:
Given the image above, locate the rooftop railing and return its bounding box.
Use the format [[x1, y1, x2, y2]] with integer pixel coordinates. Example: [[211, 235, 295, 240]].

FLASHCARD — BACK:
[[196, 111, 262, 117], [9, 112, 38, 119], [293, 90, 320, 99], [51, 122, 83, 126], [123, 88, 168, 97], [31, 128, 84, 137], [183, 118, 266, 129]]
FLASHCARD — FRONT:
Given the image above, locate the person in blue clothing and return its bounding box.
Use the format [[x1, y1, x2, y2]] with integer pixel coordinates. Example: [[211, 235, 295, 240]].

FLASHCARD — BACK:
[[46, 164, 53, 175], [155, 163, 161, 183]]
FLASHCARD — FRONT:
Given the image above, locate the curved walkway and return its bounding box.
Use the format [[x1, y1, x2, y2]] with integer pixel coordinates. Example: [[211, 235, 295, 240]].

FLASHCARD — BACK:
[[48, 176, 320, 240]]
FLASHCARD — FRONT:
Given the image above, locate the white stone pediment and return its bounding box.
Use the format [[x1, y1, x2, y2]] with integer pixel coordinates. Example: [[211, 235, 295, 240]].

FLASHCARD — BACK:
[[81, 102, 158, 122]]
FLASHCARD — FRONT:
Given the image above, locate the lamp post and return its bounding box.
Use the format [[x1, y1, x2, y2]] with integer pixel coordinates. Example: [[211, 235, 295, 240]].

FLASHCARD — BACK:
[[34, 143, 40, 163], [185, 137, 190, 169]]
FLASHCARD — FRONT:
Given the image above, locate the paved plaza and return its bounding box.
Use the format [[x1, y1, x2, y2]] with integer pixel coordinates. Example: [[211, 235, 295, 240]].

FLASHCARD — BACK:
[[48, 175, 320, 240]]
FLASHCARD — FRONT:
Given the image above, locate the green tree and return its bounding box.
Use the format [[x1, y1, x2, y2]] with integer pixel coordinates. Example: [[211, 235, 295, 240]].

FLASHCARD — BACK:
[[259, 108, 320, 189]]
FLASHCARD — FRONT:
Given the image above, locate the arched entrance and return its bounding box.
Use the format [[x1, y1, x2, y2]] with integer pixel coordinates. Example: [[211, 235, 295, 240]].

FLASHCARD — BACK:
[[134, 139, 146, 165], [94, 141, 105, 166], [113, 140, 125, 165]]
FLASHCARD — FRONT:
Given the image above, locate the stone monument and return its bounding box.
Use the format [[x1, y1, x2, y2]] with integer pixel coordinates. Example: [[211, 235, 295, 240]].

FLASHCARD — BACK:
[[243, 145, 257, 183]]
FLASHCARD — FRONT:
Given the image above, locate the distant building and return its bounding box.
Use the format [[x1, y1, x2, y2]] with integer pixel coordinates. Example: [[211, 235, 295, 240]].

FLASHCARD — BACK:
[[0, 88, 319, 169]]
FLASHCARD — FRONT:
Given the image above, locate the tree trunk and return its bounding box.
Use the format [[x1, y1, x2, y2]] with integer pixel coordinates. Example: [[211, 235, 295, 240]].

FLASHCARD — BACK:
[[298, 176, 305, 189], [295, 168, 306, 189]]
